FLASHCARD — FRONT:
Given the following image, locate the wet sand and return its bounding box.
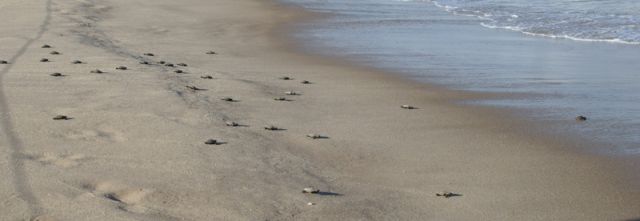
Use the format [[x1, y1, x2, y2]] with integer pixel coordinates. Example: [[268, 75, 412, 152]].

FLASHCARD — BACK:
[[0, 0, 639, 220]]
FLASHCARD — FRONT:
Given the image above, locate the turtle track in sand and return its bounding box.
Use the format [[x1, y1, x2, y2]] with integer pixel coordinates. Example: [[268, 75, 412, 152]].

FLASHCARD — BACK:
[[0, 0, 53, 218]]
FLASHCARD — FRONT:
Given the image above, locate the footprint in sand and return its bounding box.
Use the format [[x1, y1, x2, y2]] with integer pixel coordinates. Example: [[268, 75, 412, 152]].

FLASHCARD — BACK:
[[26, 153, 86, 168], [83, 181, 152, 206], [61, 128, 126, 142]]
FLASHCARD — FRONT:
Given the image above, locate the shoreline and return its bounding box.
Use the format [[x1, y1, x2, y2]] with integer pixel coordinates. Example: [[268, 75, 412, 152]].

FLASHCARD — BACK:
[[0, 0, 639, 220]]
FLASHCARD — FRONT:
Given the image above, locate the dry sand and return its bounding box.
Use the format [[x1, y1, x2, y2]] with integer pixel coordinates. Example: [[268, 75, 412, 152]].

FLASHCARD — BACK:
[[1, 0, 639, 220]]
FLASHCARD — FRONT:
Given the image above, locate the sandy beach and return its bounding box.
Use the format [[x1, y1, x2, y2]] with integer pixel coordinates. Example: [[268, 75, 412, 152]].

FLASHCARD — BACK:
[[1, 0, 639, 220]]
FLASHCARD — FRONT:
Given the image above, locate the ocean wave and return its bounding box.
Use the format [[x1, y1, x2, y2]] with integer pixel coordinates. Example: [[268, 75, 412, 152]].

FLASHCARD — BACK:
[[422, 0, 640, 45]]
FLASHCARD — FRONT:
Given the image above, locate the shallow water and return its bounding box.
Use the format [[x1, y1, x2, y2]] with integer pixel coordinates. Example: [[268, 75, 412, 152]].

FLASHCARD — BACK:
[[282, 0, 640, 154]]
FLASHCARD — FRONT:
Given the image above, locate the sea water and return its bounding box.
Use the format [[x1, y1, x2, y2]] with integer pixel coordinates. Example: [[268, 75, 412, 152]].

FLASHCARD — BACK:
[[282, 0, 640, 154]]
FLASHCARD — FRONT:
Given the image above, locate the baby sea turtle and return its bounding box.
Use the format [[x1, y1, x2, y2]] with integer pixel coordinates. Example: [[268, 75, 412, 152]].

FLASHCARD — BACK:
[[302, 187, 320, 194], [285, 91, 300, 95], [201, 75, 213, 79], [116, 66, 127, 70], [40, 58, 50, 62], [401, 105, 417, 109], [143, 53, 155, 56], [165, 63, 175, 67], [174, 70, 184, 74], [307, 134, 328, 139], [49, 51, 61, 55], [436, 192, 461, 198], [158, 61, 166, 64], [206, 51, 217, 55], [264, 125, 282, 131], [301, 80, 311, 84], [279, 76, 292, 80], [225, 121, 239, 127], [186, 85, 204, 91], [72, 60, 83, 64], [0, 60, 8, 64], [274, 97, 288, 101], [221, 97, 236, 102], [204, 139, 220, 145], [90, 69, 104, 74], [576, 115, 588, 121], [177, 63, 188, 67], [50, 72, 64, 77], [52, 115, 70, 120], [42, 44, 52, 48], [139, 61, 150, 65]]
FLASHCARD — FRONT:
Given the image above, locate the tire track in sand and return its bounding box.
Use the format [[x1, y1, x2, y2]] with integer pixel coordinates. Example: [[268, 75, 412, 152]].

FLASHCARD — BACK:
[[0, 0, 52, 218]]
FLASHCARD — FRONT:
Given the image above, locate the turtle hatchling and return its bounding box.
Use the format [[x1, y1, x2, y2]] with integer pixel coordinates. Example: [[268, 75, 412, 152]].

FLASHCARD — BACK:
[[116, 66, 127, 70], [90, 69, 104, 74], [225, 121, 239, 127], [204, 139, 220, 145], [279, 76, 292, 80], [52, 115, 70, 120], [302, 187, 320, 194], [0, 60, 8, 64], [307, 134, 328, 139], [274, 97, 288, 101], [264, 125, 281, 131], [40, 58, 49, 62], [42, 44, 52, 48], [436, 192, 460, 198], [186, 85, 204, 91], [139, 61, 150, 65], [401, 105, 416, 109], [285, 91, 300, 95], [201, 75, 213, 79], [177, 63, 188, 67], [206, 51, 217, 55], [50, 73, 64, 77], [158, 61, 166, 64], [576, 115, 588, 121], [174, 70, 184, 74], [143, 53, 155, 56], [72, 60, 83, 64], [165, 63, 175, 67], [221, 97, 236, 102], [301, 80, 311, 84], [49, 51, 61, 55]]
